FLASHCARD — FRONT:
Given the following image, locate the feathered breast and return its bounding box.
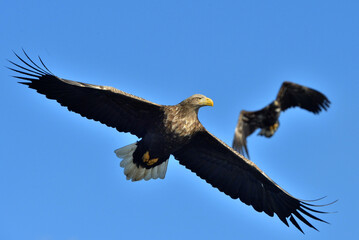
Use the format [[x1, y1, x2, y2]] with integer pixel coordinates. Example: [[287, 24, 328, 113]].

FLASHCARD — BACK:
[[163, 106, 200, 138]]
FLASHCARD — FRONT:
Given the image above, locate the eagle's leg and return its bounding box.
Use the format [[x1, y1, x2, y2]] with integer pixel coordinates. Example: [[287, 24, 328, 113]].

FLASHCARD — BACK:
[[258, 121, 280, 138]]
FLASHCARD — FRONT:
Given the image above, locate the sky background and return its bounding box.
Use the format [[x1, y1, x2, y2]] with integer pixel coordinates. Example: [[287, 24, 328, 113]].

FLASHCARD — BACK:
[[1, 1, 358, 239]]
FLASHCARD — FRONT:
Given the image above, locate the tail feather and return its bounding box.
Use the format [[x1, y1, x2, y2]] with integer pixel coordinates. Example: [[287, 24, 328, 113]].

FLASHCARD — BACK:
[[133, 168, 146, 181], [115, 143, 137, 158], [158, 160, 169, 179], [119, 156, 133, 168], [114, 142, 169, 181], [124, 162, 136, 177], [151, 165, 159, 180], [144, 169, 152, 181]]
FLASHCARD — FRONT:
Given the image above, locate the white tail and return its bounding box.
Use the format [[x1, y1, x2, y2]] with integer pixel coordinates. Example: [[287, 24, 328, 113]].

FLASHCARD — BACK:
[[114, 143, 169, 182]]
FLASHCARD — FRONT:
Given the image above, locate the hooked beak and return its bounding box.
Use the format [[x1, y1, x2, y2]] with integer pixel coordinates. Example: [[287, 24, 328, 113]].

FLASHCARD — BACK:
[[201, 97, 214, 107]]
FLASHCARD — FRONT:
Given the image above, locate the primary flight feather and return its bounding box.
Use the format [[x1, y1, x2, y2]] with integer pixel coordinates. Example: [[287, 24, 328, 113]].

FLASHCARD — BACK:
[[9, 51, 333, 233]]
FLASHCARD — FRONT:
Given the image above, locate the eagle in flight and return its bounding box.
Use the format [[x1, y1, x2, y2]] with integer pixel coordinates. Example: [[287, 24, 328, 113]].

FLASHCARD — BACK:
[[9, 50, 333, 233], [232, 81, 330, 158]]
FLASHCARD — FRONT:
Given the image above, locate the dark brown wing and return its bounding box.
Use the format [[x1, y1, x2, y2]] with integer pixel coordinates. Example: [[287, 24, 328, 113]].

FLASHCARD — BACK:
[[232, 109, 268, 158], [174, 129, 331, 233], [8, 51, 162, 138], [276, 81, 330, 113]]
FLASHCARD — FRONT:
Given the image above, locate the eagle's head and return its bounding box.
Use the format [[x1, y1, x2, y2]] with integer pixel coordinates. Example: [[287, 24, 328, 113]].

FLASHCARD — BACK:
[[180, 94, 214, 109]]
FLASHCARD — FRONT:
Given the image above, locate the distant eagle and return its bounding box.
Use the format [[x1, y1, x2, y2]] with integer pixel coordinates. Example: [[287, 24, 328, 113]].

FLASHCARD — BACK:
[[232, 81, 330, 158], [9, 51, 333, 233]]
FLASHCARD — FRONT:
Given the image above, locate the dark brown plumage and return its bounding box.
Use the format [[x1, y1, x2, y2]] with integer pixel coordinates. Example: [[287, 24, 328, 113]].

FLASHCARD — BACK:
[[9, 51, 334, 233], [233, 81, 330, 158]]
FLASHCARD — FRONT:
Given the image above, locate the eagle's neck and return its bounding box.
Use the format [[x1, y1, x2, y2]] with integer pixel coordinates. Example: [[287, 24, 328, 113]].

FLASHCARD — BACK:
[[164, 105, 200, 137]]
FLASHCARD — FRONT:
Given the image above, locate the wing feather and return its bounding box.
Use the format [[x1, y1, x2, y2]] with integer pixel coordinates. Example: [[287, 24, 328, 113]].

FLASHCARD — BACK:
[[232, 109, 268, 158], [174, 129, 332, 232], [276, 81, 330, 113], [9, 51, 162, 138]]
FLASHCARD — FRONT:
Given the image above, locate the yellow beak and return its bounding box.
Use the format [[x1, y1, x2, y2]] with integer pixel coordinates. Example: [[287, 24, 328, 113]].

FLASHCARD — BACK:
[[202, 97, 214, 107]]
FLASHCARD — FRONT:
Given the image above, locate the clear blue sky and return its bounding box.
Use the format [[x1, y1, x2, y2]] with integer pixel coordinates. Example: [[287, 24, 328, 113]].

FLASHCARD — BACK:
[[1, 1, 358, 239]]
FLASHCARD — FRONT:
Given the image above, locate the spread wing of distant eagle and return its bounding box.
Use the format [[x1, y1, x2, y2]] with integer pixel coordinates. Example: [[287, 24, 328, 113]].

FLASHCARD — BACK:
[[9, 51, 334, 233], [232, 81, 330, 158]]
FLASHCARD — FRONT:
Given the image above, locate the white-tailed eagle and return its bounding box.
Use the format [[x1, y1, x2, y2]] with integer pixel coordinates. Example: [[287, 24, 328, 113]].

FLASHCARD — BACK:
[[8, 51, 334, 233], [232, 81, 330, 158]]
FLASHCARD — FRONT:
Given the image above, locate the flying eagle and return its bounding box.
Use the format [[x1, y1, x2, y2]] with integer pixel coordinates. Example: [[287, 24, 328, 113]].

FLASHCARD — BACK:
[[8, 51, 333, 233], [232, 81, 330, 158]]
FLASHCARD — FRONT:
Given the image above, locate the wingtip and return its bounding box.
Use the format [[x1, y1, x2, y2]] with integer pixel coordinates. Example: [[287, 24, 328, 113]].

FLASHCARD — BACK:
[[289, 216, 305, 234], [298, 195, 328, 202], [21, 48, 27, 55], [300, 197, 338, 207], [18, 81, 31, 86], [9, 49, 53, 76]]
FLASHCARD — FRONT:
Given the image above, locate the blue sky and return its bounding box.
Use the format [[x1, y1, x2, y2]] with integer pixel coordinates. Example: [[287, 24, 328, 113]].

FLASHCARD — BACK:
[[1, 1, 358, 239]]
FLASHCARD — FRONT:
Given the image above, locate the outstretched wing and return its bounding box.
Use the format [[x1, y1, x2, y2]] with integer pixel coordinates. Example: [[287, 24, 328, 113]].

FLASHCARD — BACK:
[[174, 129, 332, 233], [8, 51, 162, 138], [232, 109, 267, 158], [276, 81, 330, 113]]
